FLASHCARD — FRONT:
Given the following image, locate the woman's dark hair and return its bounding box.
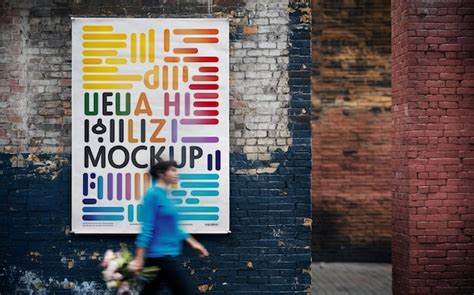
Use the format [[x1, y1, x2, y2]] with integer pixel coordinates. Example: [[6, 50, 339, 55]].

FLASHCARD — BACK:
[[149, 160, 177, 180]]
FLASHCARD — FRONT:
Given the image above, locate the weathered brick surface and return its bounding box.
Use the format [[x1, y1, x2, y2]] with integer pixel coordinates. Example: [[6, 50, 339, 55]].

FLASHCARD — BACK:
[[311, 0, 392, 261], [0, 0, 72, 155], [312, 108, 392, 262], [230, 1, 293, 163], [391, 0, 474, 293], [0, 0, 312, 293]]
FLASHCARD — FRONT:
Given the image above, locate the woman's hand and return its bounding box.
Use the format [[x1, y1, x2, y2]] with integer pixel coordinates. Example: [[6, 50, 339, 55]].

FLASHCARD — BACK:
[[128, 248, 145, 273], [193, 243, 209, 257], [128, 257, 144, 273], [186, 237, 209, 257]]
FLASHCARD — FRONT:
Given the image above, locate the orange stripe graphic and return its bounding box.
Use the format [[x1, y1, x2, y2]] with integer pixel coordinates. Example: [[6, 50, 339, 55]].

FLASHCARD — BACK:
[[164, 57, 180, 62], [144, 173, 150, 191], [183, 56, 218, 62], [183, 66, 188, 82], [174, 29, 218, 35], [192, 75, 219, 81], [135, 173, 140, 200], [173, 66, 178, 90], [173, 48, 198, 54], [128, 119, 138, 143], [164, 29, 170, 52], [163, 66, 168, 90], [184, 38, 218, 43]]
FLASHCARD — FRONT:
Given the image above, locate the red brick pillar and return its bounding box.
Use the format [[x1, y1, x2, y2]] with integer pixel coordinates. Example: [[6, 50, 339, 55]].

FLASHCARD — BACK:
[[391, 0, 474, 294]]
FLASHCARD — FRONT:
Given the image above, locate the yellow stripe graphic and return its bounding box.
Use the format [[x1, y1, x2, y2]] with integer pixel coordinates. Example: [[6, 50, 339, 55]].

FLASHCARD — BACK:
[[83, 50, 117, 56], [140, 33, 146, 63], [82, 33, 127, 40], [149, 29, 155, 63], [106, 58, 127, 64], [83, 75, 142, 81], [83, 83, 133, 90], [83, 66, 118, 73], [82, 25, 113, 32], [131, 33, 137, 63], [83, 42, 127, 48], [82, 58, 102, 64]]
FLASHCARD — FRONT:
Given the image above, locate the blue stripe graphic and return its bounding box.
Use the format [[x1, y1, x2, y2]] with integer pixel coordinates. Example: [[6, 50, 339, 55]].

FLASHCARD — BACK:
[[128, 205, 134, 222], [137, 204, 143, 222], [179, 173, 219, 180], [186, 198, 200, 204], [83, 198, 97, 205], [172, 190, 187, 197], [82, 215, 124, 221], [97, 176, 103, 199], [191, 190, 219, 197], [181, 182, 219, 188], [82, 207, 124, 213], [180, 214, 219, 221], [177, 206, 219, 213], [173, 199, 184, 205]]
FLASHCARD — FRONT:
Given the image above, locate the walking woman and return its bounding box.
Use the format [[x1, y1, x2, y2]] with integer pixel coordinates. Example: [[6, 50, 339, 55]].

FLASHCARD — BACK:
[[128, 160, 209, 294]]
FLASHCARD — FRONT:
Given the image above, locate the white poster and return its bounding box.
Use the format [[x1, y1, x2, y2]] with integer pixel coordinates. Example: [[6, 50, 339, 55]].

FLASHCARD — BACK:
[[71, 18, 229, 234]]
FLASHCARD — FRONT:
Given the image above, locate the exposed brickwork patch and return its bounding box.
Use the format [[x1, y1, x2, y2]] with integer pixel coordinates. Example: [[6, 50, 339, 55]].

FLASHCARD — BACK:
[[311, 0, 392, 262]]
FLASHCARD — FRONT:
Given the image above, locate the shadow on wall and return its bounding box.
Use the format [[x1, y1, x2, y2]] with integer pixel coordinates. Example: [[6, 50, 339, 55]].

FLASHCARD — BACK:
[[312, 205, 391, 262]]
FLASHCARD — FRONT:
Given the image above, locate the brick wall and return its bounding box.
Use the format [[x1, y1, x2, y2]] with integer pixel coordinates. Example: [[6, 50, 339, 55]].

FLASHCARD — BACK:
[[0, 0, 312, 293], [391, 0, 474, 293], [311, 0, 392, 262]]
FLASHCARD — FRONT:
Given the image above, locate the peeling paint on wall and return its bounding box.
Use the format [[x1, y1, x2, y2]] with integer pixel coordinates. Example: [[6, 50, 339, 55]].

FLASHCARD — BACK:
[[3, 267, 107, 294], [0, 0, 312, 292]]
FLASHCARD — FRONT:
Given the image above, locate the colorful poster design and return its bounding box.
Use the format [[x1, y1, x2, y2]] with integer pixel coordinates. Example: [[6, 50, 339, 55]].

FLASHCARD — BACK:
[[71, 18, 229, 234]]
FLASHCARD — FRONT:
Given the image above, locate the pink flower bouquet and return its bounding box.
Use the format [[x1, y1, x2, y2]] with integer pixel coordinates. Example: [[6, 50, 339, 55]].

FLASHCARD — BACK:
[[101, 244, 159, 294]]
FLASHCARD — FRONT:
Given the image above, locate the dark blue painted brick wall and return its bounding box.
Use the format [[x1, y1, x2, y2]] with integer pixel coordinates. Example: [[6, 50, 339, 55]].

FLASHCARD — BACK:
[[0, 0, 312, 293]]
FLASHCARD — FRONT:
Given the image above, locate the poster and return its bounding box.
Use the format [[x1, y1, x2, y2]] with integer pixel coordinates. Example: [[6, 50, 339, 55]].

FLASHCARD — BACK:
[[71, 18, 229, 234]]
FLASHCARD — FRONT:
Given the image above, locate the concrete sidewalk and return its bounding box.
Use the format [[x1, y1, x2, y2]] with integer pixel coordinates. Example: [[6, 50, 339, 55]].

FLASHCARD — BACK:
[[311, 263, 392, 295]]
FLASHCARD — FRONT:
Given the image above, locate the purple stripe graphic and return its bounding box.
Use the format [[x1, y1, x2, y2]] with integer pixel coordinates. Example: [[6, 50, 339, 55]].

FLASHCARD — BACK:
[[172, 119, 177, 143], [117, 173, 122, 200], [182, 137, 219, 143]]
